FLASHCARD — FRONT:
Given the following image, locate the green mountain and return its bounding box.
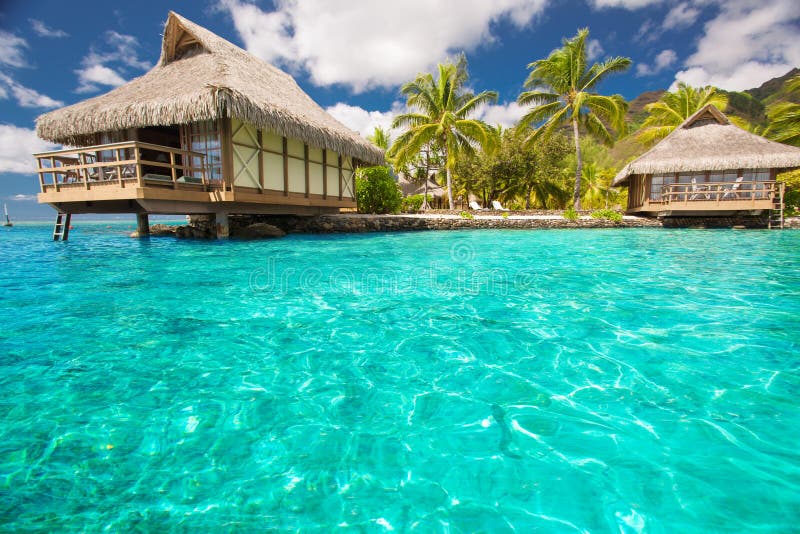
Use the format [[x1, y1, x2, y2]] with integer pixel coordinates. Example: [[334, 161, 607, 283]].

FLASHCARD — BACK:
[[626, 68, 799, 128]]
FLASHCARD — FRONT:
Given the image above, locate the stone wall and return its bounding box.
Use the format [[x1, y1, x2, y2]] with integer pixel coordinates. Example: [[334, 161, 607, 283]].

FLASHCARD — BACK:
[[660, 214, 769, 228], [227, 214, 662, 234]]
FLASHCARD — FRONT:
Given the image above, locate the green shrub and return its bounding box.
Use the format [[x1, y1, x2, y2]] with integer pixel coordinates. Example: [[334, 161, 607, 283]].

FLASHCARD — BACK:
[[401, 194, 432, 213], [563, 207, 578, 221], [501, 212, 509, 219], [460, 211, 474, 219], [590, 208, 623, 222], [356, 166, 402, 214]]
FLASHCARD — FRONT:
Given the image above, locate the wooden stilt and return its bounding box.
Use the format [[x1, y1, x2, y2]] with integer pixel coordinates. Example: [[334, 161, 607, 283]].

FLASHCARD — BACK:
[[136, 213, 150, 237]]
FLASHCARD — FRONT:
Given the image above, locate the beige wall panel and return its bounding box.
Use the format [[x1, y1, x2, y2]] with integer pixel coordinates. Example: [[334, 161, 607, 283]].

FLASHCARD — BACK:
[[342, 169, 355, 198], [288, 158, 305, 193], [308, 147, 323, 164], [309, 162, 324, 195], [326, 166, 339, 196], [232, 119, 258, 147], [233, 145, 259, 187], [263, 131, 283, 153], [287, 138, 305, 158], [263, 152, 283, 191]]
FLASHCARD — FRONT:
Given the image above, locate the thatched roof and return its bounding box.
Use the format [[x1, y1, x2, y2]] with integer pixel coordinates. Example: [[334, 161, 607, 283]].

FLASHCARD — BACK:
[[613, 104, 800, 186], [397, 174, 445, 198], [35, 11, 383, 165]]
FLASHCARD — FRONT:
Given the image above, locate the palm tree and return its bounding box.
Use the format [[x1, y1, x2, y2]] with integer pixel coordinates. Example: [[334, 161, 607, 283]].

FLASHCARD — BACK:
[[367, 126, 392, 151], [388, 56, 498, 209], [637, 83, 729, 146], [517, 28, 630, 210], [765, 75, 800, 147]]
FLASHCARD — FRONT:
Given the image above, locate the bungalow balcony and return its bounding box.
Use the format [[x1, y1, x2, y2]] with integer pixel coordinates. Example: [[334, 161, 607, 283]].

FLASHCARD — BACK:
[[626, 180, 784, 217], [35, 138, 357, 217]]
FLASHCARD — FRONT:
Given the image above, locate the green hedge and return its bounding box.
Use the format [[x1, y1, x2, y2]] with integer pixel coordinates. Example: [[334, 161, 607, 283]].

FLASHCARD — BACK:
[[356, 166, 402, 214]]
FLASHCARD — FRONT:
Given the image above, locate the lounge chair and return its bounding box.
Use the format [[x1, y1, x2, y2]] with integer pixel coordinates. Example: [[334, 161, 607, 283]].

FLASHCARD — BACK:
[[469, 201, 486, 211], [689, 177, 710, 201], [721, 177, 744, 200], [491, 200, 510, 211]]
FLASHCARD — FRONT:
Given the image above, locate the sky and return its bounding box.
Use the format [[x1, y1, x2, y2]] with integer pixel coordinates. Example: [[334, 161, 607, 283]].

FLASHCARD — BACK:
[[1, 0, 798, 219]]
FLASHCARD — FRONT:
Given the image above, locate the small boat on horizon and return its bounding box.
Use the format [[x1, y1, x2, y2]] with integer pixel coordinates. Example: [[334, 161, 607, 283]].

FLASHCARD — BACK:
[[3, 204, 12, 227]]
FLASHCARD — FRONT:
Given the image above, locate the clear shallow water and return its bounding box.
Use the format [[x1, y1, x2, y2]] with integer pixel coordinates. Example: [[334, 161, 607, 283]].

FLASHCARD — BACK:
[[1, 223, 799, 532]]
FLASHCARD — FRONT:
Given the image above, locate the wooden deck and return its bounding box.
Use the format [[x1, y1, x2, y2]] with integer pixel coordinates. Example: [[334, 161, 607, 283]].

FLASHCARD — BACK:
[[626, 180, 783, 217], [35, 142, 355, 215]]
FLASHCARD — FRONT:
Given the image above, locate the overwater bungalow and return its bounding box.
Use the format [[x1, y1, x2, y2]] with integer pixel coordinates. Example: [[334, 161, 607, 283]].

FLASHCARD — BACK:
[[34, 11, 383, 239], [612, 104, 800, 228]]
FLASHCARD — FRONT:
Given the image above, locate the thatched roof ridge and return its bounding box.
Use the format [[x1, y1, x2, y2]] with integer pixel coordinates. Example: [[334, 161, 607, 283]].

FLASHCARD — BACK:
[[35, 12, 384, 165], [612, 104, 800, 186]]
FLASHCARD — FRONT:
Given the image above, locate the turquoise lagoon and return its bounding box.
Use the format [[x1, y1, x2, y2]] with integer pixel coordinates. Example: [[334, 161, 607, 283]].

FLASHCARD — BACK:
[[1, 223, 799, 532]]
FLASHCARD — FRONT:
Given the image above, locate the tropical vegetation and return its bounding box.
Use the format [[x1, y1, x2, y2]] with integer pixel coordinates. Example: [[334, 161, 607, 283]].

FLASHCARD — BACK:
[[636, 83, 728, 146], [388, 55, 498, 210], [517, 28, 630, 210], [355, 166, 402, 214], [383, 30, 799, 215]]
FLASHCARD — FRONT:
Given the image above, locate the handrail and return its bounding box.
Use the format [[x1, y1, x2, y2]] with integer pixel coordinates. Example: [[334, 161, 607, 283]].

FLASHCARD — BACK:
[[34, 141, 205, 159], [658, 180, 777, 204], [35, 141, 215, 192]]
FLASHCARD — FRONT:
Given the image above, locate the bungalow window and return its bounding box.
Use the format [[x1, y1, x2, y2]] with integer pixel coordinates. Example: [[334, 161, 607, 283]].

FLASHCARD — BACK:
[[182, 120, 222, 183], [650, 173, 674, 201], [744, 168, 771, 199]]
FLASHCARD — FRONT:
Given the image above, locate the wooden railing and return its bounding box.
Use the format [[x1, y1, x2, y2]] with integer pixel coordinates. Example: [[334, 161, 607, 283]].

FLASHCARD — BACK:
[[657, 180, 782, 206], [34, 141, 216, 193]]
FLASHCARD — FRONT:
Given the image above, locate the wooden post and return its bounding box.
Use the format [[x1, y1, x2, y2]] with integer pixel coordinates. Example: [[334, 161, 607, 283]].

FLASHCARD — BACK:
[[136, 213, 150, 237], [116, 148, 124, 188], [282, 137, 289, 196], [257, 130, 264, 193], [220, 118, 234, 194], [135, 146, 143, 187], [170, 151, 177, 186], [215, 211, 229, 239], [79, 153, 89, 189], [304, 144, 310, 198], [322, 149, 327, 199], [338, 154, 343, 201]]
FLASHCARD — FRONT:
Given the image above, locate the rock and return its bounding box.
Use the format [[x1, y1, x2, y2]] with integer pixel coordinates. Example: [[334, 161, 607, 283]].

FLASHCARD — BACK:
[[233, 223, 286, 239], [149, 224, 177, 237]]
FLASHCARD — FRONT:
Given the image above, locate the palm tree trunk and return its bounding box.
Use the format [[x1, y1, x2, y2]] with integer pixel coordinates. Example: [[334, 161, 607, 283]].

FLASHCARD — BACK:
[[445, 148, 454, 210], [572, 118, 582, 211], [423, 178, 429, 211]]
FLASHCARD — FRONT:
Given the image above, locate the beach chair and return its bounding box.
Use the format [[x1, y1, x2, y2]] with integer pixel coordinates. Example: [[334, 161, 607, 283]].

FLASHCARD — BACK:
[[689, 177, 710, 201], [491, 200, 510, 211], [721, 177, 744, 200], [469, 201, 486, 211]]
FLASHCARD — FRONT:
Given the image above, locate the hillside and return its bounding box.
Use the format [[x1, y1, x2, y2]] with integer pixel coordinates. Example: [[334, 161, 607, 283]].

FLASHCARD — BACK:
[[611, 68, 800, 166], [626, 68, 799, 128]]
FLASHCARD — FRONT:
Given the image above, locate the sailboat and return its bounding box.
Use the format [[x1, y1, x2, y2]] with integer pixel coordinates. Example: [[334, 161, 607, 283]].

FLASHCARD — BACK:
[[3, 204, 12, 227]]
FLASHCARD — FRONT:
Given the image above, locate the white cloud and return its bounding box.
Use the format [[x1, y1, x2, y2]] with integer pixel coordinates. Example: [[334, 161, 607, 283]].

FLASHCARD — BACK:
[[219, 0, 549, 92], [588, 0, 663, 8], [636, 49, 677, 76], [663, 2, 701, 29], [74, 31, 151, 93], [76, 64, 127, 93], [673, 0, 800, 91], [326, 103, 400, 138], [476, 101, 528, 129], [29, 19, 69, 38], [0, 124, 59, 174], [0, 73, 63, 108], [326, 99, 527, 139], [0, 31, 28, 68], [10, 194, 37, 201], [586, 39, 604, 61]]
